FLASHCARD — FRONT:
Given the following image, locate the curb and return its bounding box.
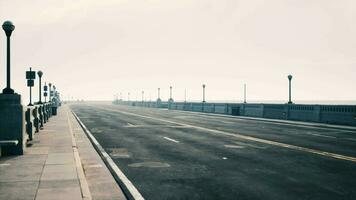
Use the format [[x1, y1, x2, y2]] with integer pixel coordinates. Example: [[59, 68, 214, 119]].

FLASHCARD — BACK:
[[71, 111, 144, 200]]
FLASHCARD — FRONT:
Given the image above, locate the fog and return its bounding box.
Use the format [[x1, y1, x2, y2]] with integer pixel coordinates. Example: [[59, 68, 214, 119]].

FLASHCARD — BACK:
[[0, 0, 355, 103]]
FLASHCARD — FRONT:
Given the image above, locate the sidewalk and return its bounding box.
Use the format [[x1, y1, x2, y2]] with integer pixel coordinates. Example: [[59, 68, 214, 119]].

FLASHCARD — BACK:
[[0, 105, 126, 200]]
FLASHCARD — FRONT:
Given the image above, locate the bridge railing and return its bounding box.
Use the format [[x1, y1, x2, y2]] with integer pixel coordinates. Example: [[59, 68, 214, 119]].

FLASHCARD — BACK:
[[0, 101, 60, 157], [113, 100, 356, 126]]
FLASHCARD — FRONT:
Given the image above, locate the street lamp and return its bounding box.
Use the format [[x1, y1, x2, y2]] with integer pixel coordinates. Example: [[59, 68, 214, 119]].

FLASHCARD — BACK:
[[244, 84, 247, 103], [288, 75, 293, 104], [128, 92, 130, 101], [48, 83, 52, 102], [2, 21, 15, 94], [202, 84, 206, 103], [26, 67, 36, 106], [169, 86, 174, 102], [37, 71, 43, 104], [141, 91, 144, 102], [44, 82, 48, 103]]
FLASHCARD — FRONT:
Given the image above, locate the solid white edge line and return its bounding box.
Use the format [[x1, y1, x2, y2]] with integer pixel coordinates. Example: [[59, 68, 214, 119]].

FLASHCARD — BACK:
[[72, 111, 145, 200]]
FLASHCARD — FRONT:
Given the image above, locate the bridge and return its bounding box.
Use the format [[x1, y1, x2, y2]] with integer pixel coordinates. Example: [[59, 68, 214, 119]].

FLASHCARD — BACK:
[[1, 20, 356, 200]]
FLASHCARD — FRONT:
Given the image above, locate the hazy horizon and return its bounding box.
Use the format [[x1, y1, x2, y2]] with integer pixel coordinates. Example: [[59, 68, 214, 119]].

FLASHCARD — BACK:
[[0, 0, 355, 103]]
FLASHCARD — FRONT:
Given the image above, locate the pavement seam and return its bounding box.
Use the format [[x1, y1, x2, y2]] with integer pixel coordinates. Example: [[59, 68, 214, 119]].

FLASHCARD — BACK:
[[33, 146, 48, 200], [98, 106, 356, 163], [67, 111, 92, 200], [72, 111, 144, 200]]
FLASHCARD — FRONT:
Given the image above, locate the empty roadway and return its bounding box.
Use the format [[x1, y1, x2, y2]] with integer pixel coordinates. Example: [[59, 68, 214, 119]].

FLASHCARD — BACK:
[[70, 102, 356, 200]]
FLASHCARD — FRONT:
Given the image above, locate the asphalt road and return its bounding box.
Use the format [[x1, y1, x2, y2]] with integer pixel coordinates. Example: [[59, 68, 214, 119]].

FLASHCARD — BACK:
[[70, 102, 356, 200]]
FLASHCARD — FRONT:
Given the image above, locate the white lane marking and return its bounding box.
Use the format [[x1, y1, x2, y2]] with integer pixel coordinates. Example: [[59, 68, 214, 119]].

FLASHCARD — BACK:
[[163, 136, 180, 143], [126, 123, 134, 127], [123, 125, 188, 128], [0, 163, 10, 167], [306, 133, 337, 139], [98, 107, 356, 163], [222, 157, 228, 160], [224, 145, 245, 149], [72, 112, 145, 200]]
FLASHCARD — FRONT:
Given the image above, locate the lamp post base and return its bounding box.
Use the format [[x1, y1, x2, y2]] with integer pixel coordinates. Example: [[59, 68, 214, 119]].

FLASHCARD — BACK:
[[288, 101, 293, 104], [2, 87, 14, 94]]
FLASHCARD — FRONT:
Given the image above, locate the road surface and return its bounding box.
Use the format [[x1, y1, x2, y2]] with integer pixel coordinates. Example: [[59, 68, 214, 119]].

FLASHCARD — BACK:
[[70, 102, 356, 200]]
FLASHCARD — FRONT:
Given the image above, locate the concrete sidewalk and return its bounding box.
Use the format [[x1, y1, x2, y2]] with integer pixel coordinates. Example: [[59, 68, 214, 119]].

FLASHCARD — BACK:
[[0, 105, 126, 200]]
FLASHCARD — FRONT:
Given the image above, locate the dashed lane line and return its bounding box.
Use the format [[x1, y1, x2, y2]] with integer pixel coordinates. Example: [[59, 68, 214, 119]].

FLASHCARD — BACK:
[[163, 136, 180, 143]]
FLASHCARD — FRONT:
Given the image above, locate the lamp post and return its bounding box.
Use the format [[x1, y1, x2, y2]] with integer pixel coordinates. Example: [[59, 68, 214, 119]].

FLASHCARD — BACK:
[[157, 88, 161, 100], [244, 84, 247, 103], [128, 92, 130, 101], [37, 71, 43, 104], [202, 84, 206, 103], [288, 75, 293, 104], [184, 89, 187, 102], [169, 86, 174, 102], [26, 67, 36, 106], [141, 91, 144, 103], [2, 21, 15, 94], [48, 83, 52, 102], [44, 82, 48, 103]]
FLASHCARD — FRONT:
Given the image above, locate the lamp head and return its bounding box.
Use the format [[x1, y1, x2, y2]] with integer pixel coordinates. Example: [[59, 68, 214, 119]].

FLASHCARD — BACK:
[[37, 71, 43, 78], [288, 75, 293, 80], [2, 21, 15, 37]]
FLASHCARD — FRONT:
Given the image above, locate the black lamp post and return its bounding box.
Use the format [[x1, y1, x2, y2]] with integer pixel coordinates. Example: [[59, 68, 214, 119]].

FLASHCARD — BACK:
[[244, 84, 247, 104], [288, 75, 293, 104], [44, 82, 48, 103], [169, 86, 173, 100], [37, 71, 43, 104], [26, 67, 36, 106], [48, 83, 52, 102], [158, 88, 161, 100], [2, 21, 15, 94], [202, 84, 206, 103]]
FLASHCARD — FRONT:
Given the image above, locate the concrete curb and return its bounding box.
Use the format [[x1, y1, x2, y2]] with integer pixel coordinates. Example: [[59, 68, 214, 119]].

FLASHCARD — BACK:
[[71, 111, 145, 200], [67, 111, 92, 200]]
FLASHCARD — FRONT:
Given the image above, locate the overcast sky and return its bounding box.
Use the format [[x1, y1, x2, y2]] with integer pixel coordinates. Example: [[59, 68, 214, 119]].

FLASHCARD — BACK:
[[0, 0, 355, 103]]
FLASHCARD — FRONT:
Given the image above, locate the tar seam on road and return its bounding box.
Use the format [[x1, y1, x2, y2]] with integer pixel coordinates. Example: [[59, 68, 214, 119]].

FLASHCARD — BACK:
[[67, 111, 92, 200], [71, 111, 145, 200], [97, 106, 356, 163]]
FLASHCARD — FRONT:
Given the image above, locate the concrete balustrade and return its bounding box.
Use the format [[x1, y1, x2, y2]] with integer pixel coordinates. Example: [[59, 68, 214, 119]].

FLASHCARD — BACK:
[[0, 100, 57, 156], [114, 100, 356, 126]]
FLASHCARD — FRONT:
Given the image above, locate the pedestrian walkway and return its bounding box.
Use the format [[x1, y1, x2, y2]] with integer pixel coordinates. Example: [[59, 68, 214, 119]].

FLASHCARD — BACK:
[[0, 105, 126, 200]]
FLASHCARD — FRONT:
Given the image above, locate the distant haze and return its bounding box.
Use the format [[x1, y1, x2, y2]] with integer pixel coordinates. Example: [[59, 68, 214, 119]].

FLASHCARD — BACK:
[[0, 0, 355, 103]]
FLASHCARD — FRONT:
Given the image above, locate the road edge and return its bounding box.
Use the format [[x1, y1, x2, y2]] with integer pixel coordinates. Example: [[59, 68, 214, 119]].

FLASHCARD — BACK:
[[71, 111, 145, 200]]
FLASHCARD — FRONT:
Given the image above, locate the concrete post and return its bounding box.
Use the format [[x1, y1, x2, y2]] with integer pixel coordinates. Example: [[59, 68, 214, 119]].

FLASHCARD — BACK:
[[0, 94, 25, 155]]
